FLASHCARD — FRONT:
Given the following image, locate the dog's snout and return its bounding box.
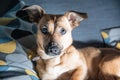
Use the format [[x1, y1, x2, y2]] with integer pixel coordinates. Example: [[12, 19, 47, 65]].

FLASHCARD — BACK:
[[50, 41, 57, 46], [48, 46, 59, 54], [45, 41, 61, 56]]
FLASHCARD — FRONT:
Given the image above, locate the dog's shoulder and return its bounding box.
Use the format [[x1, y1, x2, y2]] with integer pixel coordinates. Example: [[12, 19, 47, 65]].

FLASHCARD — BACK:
[[66, 45, 78, 53], [77, 47, 101, 58], [66, 46, 101, 59]]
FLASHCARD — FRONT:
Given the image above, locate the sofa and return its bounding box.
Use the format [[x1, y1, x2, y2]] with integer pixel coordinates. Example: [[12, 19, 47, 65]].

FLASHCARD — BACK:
[[0, 0, 120, 80]]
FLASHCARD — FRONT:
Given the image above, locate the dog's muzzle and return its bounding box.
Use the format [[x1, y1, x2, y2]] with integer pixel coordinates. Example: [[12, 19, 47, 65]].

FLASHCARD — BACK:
[[45, 41, 61, 56]]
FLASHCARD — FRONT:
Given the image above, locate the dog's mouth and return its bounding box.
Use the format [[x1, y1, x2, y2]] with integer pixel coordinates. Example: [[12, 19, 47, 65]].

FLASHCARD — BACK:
[[45, 41, 62, 56]]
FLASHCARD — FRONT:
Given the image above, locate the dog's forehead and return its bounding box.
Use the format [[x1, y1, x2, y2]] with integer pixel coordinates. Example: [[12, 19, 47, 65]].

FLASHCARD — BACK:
[[38, 14, 72, 35], [40, 14, 69, 28], [41, 14, 61, 24]]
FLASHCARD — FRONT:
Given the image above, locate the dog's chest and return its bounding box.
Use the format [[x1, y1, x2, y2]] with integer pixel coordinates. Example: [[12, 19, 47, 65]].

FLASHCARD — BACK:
[[47, 65, 66, 75], [40, 57, 78, 80], [38, 50, 83, 80], [42, 64, 74, 80]]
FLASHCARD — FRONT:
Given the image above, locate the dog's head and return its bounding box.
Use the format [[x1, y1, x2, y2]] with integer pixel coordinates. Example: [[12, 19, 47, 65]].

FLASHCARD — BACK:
[[16, 5, 88, 59]]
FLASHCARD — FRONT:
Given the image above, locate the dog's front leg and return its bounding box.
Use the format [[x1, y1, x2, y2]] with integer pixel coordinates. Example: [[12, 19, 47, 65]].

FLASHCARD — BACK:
[[70, 66, 87, 80]]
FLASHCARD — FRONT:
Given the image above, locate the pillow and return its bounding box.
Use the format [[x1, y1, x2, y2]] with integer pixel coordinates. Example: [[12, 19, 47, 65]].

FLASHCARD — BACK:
[[101, 26, 120, 49]]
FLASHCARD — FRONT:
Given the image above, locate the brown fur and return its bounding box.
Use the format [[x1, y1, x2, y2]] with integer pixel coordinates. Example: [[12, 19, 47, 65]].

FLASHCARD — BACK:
[[17, 5, 120, 80]]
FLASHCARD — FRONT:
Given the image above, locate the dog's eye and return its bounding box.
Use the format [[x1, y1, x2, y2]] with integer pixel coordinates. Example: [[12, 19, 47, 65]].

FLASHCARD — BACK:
[[41, 27, 48, 34], [60, 28, 66, 35]]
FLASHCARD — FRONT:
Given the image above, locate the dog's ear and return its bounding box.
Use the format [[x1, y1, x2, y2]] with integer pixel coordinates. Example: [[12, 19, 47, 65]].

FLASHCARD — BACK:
[[64, 11, 87, 28], [16, 5, 45, 23]]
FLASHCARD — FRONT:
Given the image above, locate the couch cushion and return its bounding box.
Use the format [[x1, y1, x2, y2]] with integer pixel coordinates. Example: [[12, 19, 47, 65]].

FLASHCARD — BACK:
[[101, 26, 120, 49]]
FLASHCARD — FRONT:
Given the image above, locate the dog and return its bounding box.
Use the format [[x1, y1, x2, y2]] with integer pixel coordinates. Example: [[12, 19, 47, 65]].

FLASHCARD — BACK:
[[16, 5, 120, 80]]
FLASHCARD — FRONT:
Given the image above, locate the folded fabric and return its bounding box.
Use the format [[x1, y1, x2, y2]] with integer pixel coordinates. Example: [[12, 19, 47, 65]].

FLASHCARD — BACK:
[[0, 1, 39, 80]]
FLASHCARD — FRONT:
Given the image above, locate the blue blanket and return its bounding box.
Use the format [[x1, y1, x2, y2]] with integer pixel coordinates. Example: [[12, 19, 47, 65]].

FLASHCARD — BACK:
[[0, 1, 39, 80]]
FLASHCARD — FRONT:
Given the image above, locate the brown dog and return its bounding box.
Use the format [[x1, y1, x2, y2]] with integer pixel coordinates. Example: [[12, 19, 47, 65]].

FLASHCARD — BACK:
[[17, 5, 120, 80]]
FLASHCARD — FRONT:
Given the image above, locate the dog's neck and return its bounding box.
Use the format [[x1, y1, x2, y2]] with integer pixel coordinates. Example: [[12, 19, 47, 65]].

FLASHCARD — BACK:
[[46, 45, 75, 63], [35, 45, 76, 69], [43, 56, 61, 66]]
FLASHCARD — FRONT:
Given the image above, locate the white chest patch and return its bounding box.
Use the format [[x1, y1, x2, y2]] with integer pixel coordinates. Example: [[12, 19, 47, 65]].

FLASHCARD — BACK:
[[41, 65, 74, 80]]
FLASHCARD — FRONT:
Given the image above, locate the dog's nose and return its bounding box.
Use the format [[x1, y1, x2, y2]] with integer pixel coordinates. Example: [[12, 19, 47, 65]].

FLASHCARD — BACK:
[[48, 46, 60, 54], [46, 41, 61, 56]]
